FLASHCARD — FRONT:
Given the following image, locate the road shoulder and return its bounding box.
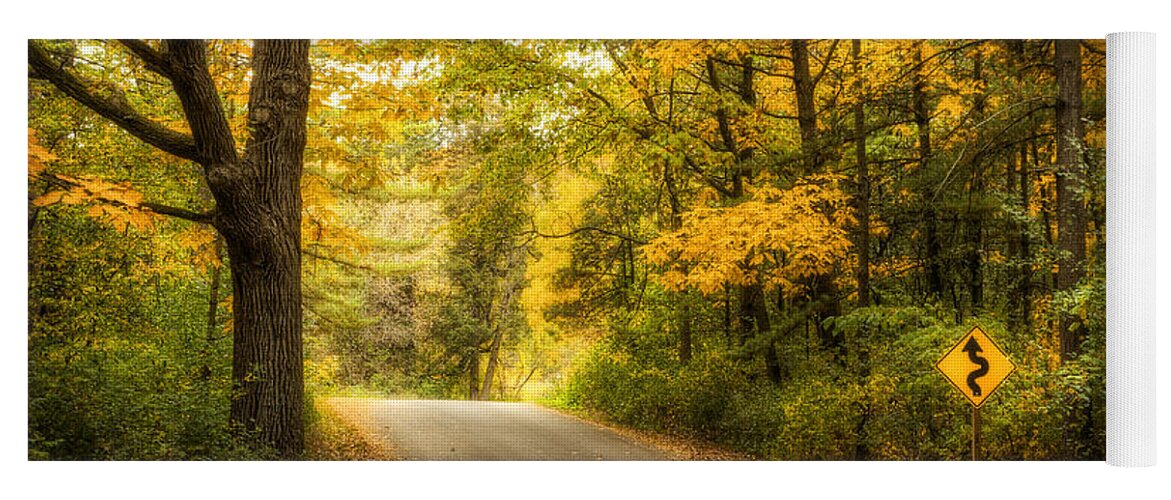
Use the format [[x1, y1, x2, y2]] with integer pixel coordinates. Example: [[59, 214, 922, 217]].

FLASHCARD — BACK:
[[309, 397, 397, 460], [544, 405, 753, 461]]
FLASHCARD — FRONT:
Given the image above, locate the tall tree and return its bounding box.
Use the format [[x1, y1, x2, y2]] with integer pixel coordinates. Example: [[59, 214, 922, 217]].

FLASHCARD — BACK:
[[1054, 39, 1087, 360], [28, 39, 310, 456], [963, 47, 987, 315], [851, 39, 871, 308], [912, 42, 944, 302], [791, 40, 843, 356]]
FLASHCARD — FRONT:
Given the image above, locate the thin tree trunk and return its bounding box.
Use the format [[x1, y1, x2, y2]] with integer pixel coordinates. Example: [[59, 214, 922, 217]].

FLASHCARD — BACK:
[[479, 327, 503, 400], [723, 283, 733, 348], [1018, 144, 1033, 330], [965, 49, 986, 315], [755, 287, 780, 384], [205, 236, 224, 343], [738, 283, 780, 383], [678, 298, 693, 364], [468, 353, 480, 400], [199, 236, 224, 381], [792, 40, 842, 358], [664, 157, 693, 365], [792, 39, 819, 174], [913, 42, 944, 301], [852, 39, 871, 308]]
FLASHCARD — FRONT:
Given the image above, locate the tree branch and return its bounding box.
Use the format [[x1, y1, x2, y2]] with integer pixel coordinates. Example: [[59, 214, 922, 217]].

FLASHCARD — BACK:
[[28, 41, 200, 162], [302, 248, 377, 272], [139, 202, 215, 224], [162, 40, 239, 167], [118, 39, 173, 79], [812, 40, 841, 87], [521, 226, 648, 245], [36, 171, 215, 224]]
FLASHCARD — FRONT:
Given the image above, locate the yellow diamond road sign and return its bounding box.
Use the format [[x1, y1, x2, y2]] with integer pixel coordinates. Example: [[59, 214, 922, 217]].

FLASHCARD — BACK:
[[935, 326, 1015, 408]]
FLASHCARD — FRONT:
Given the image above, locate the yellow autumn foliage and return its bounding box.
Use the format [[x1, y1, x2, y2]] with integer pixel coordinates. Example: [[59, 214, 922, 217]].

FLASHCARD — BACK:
[[643, 175, 855, 297], [28, 128, 56, 178]]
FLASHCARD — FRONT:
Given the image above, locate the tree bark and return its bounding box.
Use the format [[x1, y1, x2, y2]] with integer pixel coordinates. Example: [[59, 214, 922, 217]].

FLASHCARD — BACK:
[[217, 40, 310, 456], [1054, 39, 1087, 360]]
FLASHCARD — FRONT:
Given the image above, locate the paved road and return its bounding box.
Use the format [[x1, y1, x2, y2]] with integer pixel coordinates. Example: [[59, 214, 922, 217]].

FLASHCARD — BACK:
[[325, 398, 669, 460]]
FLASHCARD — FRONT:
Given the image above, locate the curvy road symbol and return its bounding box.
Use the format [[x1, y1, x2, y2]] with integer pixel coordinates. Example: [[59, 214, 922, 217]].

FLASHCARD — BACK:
[[961, 336, 990, 397]]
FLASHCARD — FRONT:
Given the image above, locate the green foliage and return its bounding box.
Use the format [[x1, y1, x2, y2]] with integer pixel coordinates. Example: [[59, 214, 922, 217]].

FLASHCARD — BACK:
[[28, 209, 269, 460], [562, 303, 1105, 460]]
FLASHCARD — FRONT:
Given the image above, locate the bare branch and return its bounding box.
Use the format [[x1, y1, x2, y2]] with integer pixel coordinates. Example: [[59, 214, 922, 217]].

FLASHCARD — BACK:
[[520, 225, 648, 245], [812, 40, 841, 87]]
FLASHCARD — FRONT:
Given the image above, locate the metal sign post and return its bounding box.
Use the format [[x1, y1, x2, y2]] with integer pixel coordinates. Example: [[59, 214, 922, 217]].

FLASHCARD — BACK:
[[972, 406, 981, 461]]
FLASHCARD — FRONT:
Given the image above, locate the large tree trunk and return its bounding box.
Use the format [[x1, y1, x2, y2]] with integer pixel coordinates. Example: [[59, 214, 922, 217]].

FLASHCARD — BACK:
[[215, 40, 310, 456], [1054, 39, 1087, 360]]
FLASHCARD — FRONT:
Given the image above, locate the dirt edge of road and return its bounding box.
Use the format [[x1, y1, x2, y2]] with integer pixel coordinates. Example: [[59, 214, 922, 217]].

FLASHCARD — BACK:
[[543, 406, 754, 461], [311, 397, 398, 460]]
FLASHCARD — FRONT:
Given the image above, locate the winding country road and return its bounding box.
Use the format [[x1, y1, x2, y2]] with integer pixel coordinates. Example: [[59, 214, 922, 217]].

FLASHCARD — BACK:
[[325, 398, 669, 460]]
